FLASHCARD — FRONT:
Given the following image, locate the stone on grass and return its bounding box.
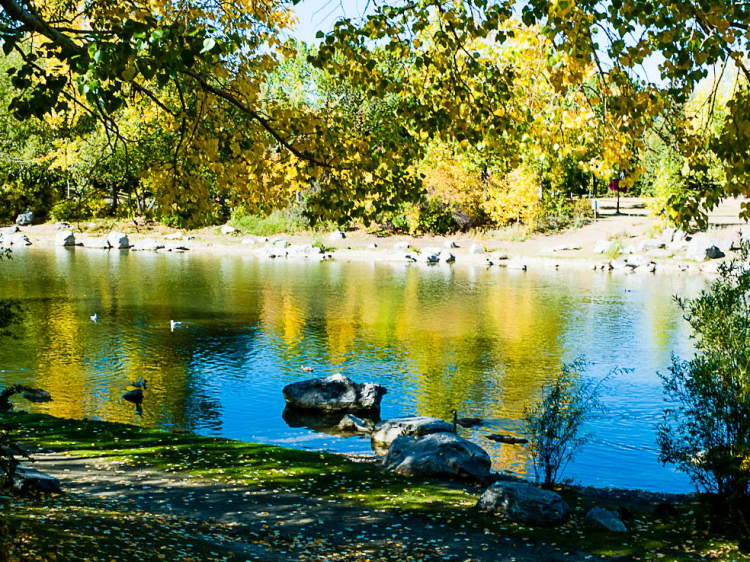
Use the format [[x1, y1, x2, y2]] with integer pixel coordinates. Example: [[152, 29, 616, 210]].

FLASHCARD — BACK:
[[585, 507, 628, 532], [371, 416, 454, 453], [383, 432, 491, 483], [476, 481, 571, 526], [282, 373, 387, 413], [221, 225, 236, 235], [12, 466, 61, 494], [55, 231, 76, 246]]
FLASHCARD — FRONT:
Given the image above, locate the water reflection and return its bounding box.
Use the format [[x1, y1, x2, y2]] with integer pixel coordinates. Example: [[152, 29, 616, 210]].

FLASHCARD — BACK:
[[0, 248, 707, 492]]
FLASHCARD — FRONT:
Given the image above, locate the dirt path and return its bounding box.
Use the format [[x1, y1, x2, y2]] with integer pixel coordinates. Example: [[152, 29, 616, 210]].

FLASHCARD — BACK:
[[31, 452, 594, 562]]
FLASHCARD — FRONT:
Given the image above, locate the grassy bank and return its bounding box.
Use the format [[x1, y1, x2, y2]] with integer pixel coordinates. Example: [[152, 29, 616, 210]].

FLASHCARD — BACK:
[[2, 412, 747, 561]]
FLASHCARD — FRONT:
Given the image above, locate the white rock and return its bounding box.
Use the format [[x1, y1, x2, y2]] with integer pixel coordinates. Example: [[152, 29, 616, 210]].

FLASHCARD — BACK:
[[55, 231, 76, 246], [438, 250, 455, 263], [328, 230, 346, 241], [594, 240, 617, 254], [394, 242, 410, 251], [638, 239, 665, 252], [444, 240, 459, 248], [241, 237, 256, 245], [106, 232, 129, 249], [626, 255, 652, 268], [469, 244, 484, 254], [10, 233, 31, 246], [418, 252, 439, 263], [82, 237, 110, 249], [221, 225, 236, 235], [132, 238, 164, 251], [367, 243, 378, 250], [506, 258, 527, 270], [164, 232, 183, 240]]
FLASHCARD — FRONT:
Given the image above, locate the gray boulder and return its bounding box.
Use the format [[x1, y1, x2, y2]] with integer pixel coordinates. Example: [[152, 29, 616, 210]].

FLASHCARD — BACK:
[[54, 222, 71, 230], [221, 225, 236, 235], [367, 243, 378, 250], [282, 374, 387, 413], [328, 230, 346, 241], [418, 252, 439, 264], [15, 209, 33, 226], [469, 244, 484, 255], [476, 481, 571, 526], [626, 255, 652, 268], [383, 432, 491, 483], [337, 414, 375, 434], [12, 466, 61, 494], [106, 232, 129, 249], [444, 240, 459, 248], [55, 231, 76, 247], [371, 416, 454, 454], [585, 507, 627, 532]]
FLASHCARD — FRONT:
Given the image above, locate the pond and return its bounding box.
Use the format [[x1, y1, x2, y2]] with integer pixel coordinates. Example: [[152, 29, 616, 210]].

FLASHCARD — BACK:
[[0, 247, 706, 493]]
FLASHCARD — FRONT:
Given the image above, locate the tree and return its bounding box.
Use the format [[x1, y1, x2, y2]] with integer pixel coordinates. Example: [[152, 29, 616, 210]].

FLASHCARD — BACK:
[[658, 246, 750, 504]]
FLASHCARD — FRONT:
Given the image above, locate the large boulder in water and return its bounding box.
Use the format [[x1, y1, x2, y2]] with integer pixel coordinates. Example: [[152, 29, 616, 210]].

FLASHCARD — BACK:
[[476, 481, 571, 526], [106, 231, 129, 249], [383, 432, 491, 483], [282, 374, 387, 413], [371, 416, 454, 454]]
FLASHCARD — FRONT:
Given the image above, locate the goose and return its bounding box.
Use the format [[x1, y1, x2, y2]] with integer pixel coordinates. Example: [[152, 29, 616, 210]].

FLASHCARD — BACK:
[[451, 409, 483, 432], [90, 313, 97, 323], [300, 366, 314, 372], [122, 388, 143, 404], [170, 320, 181, 332], [129, 377, 148, 389]]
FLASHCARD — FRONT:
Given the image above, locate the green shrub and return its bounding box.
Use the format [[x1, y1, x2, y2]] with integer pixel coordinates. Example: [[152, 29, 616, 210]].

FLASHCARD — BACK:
[[523, 359, 613, 486], [658, 245, 750, 504]]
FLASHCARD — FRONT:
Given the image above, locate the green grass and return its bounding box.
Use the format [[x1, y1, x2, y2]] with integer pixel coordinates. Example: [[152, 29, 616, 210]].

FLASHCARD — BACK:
[[3, 412, 748, 561]]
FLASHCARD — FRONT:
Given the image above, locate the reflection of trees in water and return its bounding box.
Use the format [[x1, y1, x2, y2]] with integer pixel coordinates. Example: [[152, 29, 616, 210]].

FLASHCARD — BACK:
[[0, 251, 696, 480]]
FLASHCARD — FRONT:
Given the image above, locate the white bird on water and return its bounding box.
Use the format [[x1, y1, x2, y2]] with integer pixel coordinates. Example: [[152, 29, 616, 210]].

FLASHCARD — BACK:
[[90, 313, 97, 323], [170, 320, 182, 332]]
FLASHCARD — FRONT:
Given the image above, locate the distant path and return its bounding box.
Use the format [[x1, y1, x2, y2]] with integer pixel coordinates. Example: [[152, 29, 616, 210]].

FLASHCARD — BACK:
[[32, 452, 591, 562]]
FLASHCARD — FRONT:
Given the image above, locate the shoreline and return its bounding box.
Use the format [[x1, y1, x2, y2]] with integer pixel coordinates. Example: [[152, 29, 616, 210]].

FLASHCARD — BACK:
[[3, 212, 745, 275]]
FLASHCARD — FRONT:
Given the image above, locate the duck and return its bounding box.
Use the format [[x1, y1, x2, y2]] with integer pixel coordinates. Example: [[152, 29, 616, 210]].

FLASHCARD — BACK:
[[170, 320, 182, 332], [129, 377, 148, 389], [451, 409, 483, 432], [90, 313, 97, 323], [300, 366, 314, 372]]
